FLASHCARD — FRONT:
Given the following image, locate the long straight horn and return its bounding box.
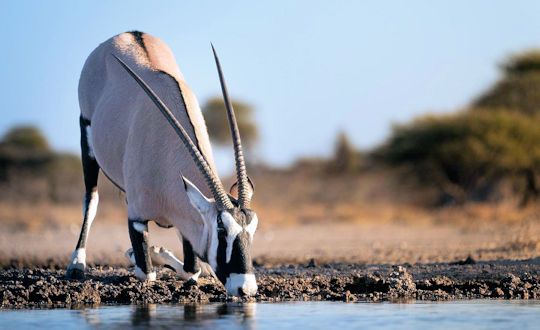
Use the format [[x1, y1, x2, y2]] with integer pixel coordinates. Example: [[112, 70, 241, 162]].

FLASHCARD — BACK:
[[211, 45, 251, 209], [113, 55, 233, 210]]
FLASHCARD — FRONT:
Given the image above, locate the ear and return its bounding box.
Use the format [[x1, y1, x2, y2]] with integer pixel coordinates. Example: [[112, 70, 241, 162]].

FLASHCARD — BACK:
[[229, 176, 255, 200], [182, 176, 214, 215]]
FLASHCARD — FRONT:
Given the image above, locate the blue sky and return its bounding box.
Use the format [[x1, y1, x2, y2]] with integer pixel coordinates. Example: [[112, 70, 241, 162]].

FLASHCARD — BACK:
[[1, 1, 540, 173]]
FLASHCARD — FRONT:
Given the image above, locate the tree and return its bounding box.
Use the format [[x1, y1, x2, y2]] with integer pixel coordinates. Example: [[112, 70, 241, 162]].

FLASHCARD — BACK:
[[329, 131, 359, 173], [376, 110, 540, 205], [0, 125, 51, 152], [474, 50, 540, 115], [202, 97, 259, 147]]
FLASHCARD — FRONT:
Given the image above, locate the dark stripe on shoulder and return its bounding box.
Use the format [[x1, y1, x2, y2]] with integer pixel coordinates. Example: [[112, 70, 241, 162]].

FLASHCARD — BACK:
[[129, 31, 149, 57], [156, 70, 206, 161], [100, 167, 126, 193]]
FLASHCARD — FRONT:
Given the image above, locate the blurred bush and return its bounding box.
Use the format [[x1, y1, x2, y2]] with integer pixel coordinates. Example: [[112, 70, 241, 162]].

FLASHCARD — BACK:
[[376, 50, 540, 206], [0, 126, 83, 203], [202, 97, 258, 147], [376, 111, 539, 205], [0, 126, 51, 152], [474, 50, 540, 115]]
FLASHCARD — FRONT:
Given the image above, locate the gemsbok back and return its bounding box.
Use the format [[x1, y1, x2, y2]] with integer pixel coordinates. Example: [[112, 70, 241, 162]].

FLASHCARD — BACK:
[[66, 31, 258, 297]]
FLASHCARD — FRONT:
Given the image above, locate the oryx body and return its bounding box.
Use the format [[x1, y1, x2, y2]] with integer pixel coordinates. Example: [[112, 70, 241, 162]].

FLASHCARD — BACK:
[[67, 31, 258, 297]]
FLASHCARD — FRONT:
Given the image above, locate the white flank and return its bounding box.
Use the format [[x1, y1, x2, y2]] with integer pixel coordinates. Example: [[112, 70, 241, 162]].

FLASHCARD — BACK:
[[225, 273, 258, 297]]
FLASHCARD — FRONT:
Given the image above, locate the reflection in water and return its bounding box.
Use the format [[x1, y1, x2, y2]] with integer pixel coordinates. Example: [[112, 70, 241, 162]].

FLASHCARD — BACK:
[[2, 301, 539, 328], [131, 304, 156, 326], [122, 302, 257, 328]]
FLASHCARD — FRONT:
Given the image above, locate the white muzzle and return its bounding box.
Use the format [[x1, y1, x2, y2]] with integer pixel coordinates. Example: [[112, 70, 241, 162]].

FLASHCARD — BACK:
[[225, 273, 258, 296]]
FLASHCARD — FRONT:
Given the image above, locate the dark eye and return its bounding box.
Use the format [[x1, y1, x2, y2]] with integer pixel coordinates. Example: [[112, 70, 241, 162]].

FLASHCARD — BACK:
[[217, 217, 226, 233]]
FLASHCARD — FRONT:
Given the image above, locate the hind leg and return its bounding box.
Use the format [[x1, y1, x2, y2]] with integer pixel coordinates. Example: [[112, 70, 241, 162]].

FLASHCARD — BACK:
[[124, 231, 202, 282], [66, 117, 100, 279]]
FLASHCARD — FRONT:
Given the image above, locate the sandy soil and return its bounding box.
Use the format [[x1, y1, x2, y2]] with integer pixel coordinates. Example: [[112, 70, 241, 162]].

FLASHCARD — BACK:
[[1, 220, 538, 267]]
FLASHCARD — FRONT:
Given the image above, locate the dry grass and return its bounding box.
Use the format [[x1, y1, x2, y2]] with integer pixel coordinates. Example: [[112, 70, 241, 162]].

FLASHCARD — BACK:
[[0, 199, 536, 234], [0, 166, 537, 234], [0, 202, 127, 232]]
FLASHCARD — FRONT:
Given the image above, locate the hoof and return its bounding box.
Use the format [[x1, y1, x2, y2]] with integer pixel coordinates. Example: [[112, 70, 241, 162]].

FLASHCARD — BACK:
[[66, 267, 85, 279], [184, 278, 198, 287], [135, 267, 156, 282]]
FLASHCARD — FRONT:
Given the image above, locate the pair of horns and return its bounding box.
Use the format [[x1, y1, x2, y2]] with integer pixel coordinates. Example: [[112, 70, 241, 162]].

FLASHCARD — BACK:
[[113, 46, 251, 210]]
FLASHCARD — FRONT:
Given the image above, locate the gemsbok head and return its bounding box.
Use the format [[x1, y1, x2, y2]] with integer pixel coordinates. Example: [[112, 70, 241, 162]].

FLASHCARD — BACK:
[[66, 31, 258, 297]]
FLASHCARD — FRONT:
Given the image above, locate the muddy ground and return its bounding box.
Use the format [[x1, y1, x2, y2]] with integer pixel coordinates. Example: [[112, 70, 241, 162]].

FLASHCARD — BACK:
[[1, 257, 539, 308], [1, 219, 539, 308]]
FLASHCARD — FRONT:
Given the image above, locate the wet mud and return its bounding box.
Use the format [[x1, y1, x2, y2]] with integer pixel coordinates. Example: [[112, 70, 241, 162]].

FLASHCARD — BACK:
[[1, 258, 539, 308]]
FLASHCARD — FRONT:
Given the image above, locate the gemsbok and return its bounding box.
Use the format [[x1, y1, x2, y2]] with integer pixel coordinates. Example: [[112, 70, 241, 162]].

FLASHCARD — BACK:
[[66, 31, 258, 297]]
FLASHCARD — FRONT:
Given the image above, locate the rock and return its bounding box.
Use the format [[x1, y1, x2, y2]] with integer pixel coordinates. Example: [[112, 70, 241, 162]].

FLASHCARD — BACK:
[[491, 287, 504, 297]]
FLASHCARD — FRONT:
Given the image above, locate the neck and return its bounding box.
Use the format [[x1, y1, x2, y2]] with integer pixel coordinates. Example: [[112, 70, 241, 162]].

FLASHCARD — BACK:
[[172, 205, 218, 269]]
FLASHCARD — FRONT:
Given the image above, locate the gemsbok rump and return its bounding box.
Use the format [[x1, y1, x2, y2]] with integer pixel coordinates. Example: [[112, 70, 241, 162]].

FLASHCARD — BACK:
[[66, 31, 258, 297]]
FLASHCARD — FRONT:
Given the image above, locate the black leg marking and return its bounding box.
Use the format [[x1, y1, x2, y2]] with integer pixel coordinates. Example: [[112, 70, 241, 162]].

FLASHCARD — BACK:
[[182, 237, 199, 274], [76, 116, 100, 250], [128, 220, 154, 279], [66, 117, 100, 279]]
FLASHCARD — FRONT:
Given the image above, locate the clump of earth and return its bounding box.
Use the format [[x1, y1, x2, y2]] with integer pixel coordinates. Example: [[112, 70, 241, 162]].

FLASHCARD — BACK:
[[1, 258, 539, 308]]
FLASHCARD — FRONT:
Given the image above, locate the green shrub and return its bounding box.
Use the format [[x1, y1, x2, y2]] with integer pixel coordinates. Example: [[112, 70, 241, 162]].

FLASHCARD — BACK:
[[474, 50, 540, 115], [501, 50, 540, 75], [376, 110, 540, 205], [202, 97, 258, 147], [0, 126, 51, 152]]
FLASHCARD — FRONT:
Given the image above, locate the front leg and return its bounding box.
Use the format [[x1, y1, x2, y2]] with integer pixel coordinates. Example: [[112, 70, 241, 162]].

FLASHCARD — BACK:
[[126, 246, 201, 281], [182, 236, 202, 282], [127, 220, 155, 281]]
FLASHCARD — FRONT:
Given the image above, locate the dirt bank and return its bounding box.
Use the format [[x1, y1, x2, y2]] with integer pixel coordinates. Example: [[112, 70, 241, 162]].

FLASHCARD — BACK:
[[1, 258, 539, 308]]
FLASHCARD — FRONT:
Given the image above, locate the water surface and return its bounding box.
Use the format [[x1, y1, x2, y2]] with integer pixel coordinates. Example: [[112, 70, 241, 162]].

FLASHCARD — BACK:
[[1, 300, 538, 329]]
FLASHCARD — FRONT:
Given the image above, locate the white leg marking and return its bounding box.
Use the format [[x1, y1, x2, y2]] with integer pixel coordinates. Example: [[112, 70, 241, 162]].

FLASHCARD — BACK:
[[188, 268, 202, 281], [68, 248, 86, 271], [125, 248, 136, 264], [135, 266, 156, 282], [225, 273, 258, 297], [132, 222, 146, 233], [83, 191, 99, 226], [130, 246, 204, 282], [86, 125, 95, 158], [148, 246, 201, 281], [126, 249, 156, 282]]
